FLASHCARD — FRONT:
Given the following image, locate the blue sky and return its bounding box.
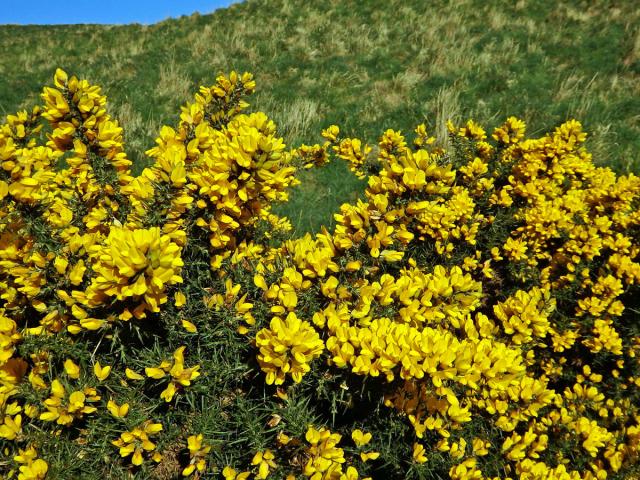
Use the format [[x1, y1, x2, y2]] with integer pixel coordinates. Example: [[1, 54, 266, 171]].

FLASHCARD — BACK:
[[1, 0, 239, 25]]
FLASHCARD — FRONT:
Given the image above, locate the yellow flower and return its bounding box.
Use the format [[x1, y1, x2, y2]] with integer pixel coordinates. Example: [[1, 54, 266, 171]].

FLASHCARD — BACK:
[[175, 291, 186, 307], [493, 287, 554, 345], [492, 116, 526, 144], [254, 274, 268, 291], [256, 312, 324, 385], [13, 446, 49, 479], [222, 467, 251, 480], [379, 249, 404, 262], [360, 451, 380, 462], [112, 421, 163, 466], [182, 434, 211, 476], [0, 413, 22, 440], [503, 237, 528, 262], [39, 380, 99, 425], [413, 442, 427, 464], [145, 346, 200, 402], [333, 137, 371, 179], [107, 399, 130, 418], [63, 358, 80, 379], [125, 368, 145, 380], [351, 429, 372, 447], [18, 459, 48, 480], [251, 449, 276, 480], [321, 125, 340, 142], [457, 119, 486, 141], [182, 319, 198, 333], [86, 226, 184, 319], [472, 437, 490, 456], [304, 426, 347, 478], [93, 362, 111, 381]]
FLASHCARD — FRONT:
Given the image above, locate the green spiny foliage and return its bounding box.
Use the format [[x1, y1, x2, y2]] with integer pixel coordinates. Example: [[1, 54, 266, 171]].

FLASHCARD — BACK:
[[1, 0, 640, 232]]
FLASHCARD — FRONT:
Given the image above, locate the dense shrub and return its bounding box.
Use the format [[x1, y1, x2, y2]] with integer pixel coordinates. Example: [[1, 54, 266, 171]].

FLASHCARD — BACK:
[[0, 70, 639, 479]]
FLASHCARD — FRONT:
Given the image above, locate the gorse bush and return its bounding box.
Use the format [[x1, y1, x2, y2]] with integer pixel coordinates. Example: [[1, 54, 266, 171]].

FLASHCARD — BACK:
[[0, 69, 639, 480]]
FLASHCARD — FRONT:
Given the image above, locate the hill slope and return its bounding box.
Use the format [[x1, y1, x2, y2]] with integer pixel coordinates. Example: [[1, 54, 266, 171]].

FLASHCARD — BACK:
[[1, 0, 639, 231]]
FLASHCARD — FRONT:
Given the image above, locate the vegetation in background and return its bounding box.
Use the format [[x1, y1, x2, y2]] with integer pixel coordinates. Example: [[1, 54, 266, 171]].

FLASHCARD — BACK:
[[1, 0, 639, 232]]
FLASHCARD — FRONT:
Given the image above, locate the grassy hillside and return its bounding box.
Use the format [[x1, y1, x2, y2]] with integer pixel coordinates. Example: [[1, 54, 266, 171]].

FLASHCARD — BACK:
[[1, 0, 639, 232]]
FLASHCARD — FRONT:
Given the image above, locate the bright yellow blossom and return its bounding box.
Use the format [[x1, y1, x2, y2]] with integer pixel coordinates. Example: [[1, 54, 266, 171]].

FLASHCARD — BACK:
[[112, 421, 163, 466], [182, 434, 211, 477], [93, 362, 111, 381], [256, 312, 324, 385]]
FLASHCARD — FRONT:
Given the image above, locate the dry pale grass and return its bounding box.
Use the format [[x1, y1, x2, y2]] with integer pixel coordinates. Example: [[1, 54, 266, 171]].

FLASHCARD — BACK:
[[113, 102, 143, 128], [261, 96, 320, 144], [554, 73, 601, 121], [625, 28, 640, 66], [156, 56, 192, 102], [430, 85, 461, 147]]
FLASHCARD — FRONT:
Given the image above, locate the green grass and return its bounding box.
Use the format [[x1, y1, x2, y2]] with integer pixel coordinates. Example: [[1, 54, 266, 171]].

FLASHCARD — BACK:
[[1, 0, 639, 232]]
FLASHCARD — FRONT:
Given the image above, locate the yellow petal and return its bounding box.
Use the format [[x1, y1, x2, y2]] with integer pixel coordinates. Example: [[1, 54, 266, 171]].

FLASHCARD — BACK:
[[125, 368, 144, 380], [54, 257, 69, 274], [182, 464, 196, 476], [80, 318, 105, 330], [64, 359, 81, 379], [39, 411, 59, 422], [107, 399, 128, 418], [254, 274, 268, 291], [174, 291, 186, 307], [132, 449, 144, 466], [145, 367, 167, 379], [51, 379, 65, 397], [145, 422, 163, 434], [181, 320, 197, 333], [160, 383, 176, 402], [54, 68, 68, 87]]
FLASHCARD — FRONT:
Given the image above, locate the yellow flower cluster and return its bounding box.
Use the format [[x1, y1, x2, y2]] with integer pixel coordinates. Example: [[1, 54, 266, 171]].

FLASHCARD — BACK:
[[303, 426, 371, 480], [41, 68, 132, 230], [206, 277, 255, 333], [131, 71, 298, 267], [0, 69, 286, 477], [493, 287, 555, 345], [1, 69, 639, 479], [253, 117, 640, 478], [39, 379, 100, 425], [144, 346, 201, 402], [83, 226, 184, 320], [255, 312, 324, 385], [351, 429, 379, 462], [111, 421, 163, 466], [182, 434, 211, 477], [13, 446, 49, 480], [325, 127, 484, 257]]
